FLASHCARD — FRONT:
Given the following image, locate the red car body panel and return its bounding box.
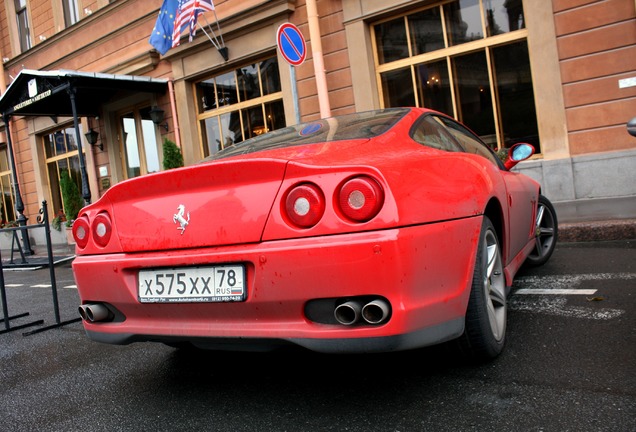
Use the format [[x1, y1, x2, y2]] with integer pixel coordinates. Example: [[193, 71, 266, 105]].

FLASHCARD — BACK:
[[72, 107, 541, 353], [74, 219, 481, 352]]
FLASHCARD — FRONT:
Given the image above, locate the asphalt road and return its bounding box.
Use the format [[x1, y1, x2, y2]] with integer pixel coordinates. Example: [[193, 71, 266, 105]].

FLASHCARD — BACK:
[[1, 240, 634, 431]]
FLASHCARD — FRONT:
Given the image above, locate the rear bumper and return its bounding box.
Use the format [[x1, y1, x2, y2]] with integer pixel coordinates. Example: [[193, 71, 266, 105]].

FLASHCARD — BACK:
[[73, 217, 482, 353]]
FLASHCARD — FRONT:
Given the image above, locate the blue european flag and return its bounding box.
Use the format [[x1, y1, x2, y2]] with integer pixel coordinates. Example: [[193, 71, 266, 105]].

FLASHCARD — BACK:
[[148, 0, 179, 55]]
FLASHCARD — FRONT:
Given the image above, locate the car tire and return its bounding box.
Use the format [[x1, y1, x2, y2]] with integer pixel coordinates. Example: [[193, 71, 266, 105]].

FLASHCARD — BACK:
[[458, 216, 507, 361], [525, 194, 558, 267]]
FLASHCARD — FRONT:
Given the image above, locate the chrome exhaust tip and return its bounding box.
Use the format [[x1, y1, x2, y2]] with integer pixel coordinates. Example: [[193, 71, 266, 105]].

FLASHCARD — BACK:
[[79, 303, 110, 322], [78, 304, 89, 321], [334, 300, 362, 325], [362, 299, 390, 324]]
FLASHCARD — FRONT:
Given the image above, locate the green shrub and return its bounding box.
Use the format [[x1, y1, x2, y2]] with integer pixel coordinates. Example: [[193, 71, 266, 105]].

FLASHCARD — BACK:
[[496, 148, 509, 164], [60, 170, 83, 227], [163, 138, 184, 170]]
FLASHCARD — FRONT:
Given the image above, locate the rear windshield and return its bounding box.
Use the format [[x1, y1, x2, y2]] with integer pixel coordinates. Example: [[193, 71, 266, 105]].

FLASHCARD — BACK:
[[204, 108, 409, 161]]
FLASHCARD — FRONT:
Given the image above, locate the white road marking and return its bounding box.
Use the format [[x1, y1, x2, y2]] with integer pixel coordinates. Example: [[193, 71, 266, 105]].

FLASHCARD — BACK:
[[513, 273, 636, 290], [509, 273, 632, 320], [509, 296, 624, 320], [5, 283, 77, 289], [515, 289, 597, 295]]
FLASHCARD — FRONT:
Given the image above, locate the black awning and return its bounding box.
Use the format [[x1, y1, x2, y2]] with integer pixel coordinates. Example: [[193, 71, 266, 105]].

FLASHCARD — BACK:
[[0, 69, 168, 118]]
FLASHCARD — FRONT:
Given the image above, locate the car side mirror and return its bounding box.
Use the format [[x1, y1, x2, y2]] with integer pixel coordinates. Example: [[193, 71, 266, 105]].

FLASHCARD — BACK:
[[504, 143, 535, 170], [628, 117, 636, 137]]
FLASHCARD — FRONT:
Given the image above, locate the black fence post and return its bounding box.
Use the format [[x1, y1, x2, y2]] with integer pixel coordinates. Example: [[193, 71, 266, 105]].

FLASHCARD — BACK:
[[22, 201, 81, 336], [1, 200, 81, 336], [0, 246, 44, 335]]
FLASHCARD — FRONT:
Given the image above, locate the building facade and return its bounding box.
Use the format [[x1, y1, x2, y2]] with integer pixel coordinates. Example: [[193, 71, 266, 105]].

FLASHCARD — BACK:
[[0, 0, 634, 246]]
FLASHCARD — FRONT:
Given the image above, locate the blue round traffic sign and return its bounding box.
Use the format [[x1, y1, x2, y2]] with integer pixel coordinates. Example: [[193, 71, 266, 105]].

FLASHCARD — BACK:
[[277, 23, 306, 66], [300, 123, 322, 136]]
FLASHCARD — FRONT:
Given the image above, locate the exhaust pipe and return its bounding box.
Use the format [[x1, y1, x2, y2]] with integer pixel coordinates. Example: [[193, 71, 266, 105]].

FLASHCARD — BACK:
[[78, 304, 89, 321], [334, 300, 362, 325], [78, 303, 110, 323], [362, 299, 390, 324]]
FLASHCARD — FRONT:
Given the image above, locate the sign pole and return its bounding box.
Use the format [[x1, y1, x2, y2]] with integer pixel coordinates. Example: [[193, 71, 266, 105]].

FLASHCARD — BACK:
[[277, 23, 306, 126], [290, 65, 300, 125]]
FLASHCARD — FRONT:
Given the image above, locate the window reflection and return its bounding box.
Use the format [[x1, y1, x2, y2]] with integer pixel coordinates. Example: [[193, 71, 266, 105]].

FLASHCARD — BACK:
[[221, 111, 242, 146], [197, 79, 215, 111], [197, 56, 286, 159], [373, 0, 538, 153], [415, 61, 453, 116], [42, 125, 83, 221], [444, 0, 484, 47], [374, 1, 526, 63], [492, 41, 538, 151], [453, 51, 496, 146], [237, 65, 260, 102], [122, 115, 140, 178], [202, 117, 222, 155], [374, 17, 408, 64], [120, 108, 161, 178], [260, 58, 281, 96], [0, 144, 15, 225], [381, 68, 415, 107], [485, 0, 525, 35], [215, 71, 238, 107], [409, 8, 444, 55], [264, 101, 285, 133]]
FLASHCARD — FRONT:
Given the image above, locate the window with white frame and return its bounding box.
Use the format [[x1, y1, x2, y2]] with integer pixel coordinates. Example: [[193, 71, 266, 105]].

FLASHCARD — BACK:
[[15, 0, 31, 52], [63, 0, 80, 27]]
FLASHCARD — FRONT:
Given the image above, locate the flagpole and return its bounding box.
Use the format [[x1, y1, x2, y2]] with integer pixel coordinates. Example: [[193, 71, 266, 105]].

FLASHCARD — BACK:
[[212, 9, 225, 48], [201, 14, 228, 61], [201, 15, 222, 48], [197, 22, 220, 50]]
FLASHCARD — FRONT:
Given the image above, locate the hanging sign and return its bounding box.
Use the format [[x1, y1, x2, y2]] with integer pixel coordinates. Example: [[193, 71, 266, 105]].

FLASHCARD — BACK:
[[277, 23, 306, 66]]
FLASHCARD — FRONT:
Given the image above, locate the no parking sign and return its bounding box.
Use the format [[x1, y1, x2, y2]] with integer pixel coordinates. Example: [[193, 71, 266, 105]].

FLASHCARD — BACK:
[[277, 23, 306, 123], [277, 23, 306, 66]]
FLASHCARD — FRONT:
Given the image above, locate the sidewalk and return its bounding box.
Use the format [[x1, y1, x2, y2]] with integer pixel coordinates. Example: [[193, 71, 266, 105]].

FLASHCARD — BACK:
[[559, 218, 636, 242], [554, 196, 636, 242], [0, 243, 75, 270]]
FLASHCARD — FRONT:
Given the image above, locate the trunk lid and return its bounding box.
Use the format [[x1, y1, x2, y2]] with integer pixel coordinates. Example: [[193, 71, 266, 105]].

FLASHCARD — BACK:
[[101, 158, 288, 252]]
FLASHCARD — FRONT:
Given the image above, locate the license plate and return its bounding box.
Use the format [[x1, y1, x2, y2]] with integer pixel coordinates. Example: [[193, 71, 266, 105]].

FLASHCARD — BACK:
[[138, 265, 246, 303]]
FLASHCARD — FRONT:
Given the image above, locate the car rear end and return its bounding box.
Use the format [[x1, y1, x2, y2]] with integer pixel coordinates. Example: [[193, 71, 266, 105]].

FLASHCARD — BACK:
[[73, 110, 486, 353], [73, 153, 482, 353]]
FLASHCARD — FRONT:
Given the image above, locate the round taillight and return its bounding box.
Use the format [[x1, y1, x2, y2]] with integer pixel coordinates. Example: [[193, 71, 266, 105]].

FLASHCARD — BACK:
[[284, 183, 325, 228], [91, 212, 112, 247], [72, 215, 91, 249], [338, 176, 384, 222]]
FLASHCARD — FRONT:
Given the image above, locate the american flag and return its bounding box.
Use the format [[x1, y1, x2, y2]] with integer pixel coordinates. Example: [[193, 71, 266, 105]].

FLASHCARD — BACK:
[[171, 0, 215, 48]]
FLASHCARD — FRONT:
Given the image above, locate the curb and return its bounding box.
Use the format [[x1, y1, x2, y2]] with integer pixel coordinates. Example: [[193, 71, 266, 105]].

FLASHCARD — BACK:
[[558, 219, 636, 243]]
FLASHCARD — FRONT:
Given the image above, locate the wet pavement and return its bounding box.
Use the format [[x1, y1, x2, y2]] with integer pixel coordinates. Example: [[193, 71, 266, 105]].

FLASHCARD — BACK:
[[0, 240, 635, 431]]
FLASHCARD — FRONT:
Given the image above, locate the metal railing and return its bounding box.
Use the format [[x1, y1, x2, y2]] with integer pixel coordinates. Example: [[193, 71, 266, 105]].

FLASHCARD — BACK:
[[0, 201, 81, 335]]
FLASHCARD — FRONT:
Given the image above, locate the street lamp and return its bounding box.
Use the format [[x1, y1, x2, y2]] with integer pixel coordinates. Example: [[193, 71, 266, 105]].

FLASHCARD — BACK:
[[84, 128, 102, 150], [149, 106, 169, 131]]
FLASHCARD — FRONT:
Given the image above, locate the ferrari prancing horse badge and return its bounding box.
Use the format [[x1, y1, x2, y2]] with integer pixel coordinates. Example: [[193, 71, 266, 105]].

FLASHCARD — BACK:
[[173, 204, 190, 234]]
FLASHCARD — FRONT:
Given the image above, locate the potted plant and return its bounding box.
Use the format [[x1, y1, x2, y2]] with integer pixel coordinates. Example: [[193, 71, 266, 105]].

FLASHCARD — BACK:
[[59, 170, 83, 243], [163, 138, 184, 170], [51, 209, 66, 232]]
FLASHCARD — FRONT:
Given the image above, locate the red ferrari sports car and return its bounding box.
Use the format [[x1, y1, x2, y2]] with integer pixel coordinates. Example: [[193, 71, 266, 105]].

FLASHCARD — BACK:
[[73, 107, 557, 360]]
